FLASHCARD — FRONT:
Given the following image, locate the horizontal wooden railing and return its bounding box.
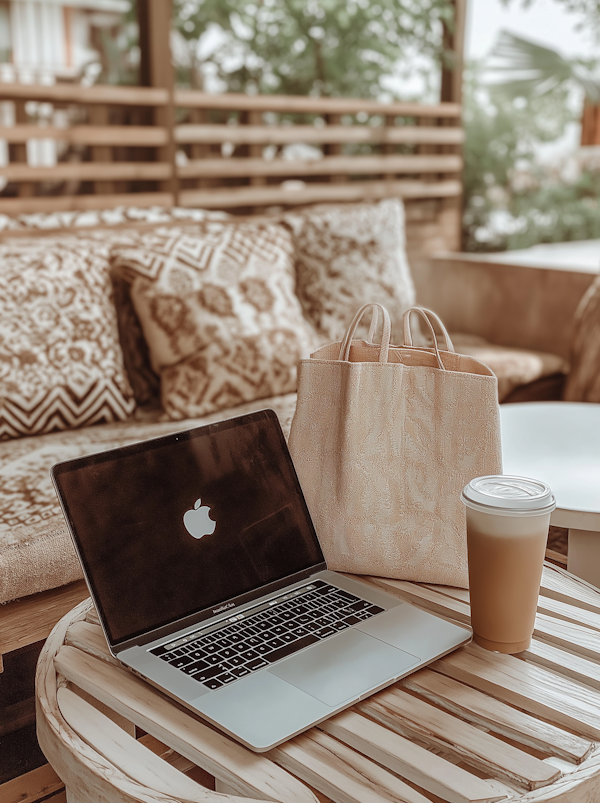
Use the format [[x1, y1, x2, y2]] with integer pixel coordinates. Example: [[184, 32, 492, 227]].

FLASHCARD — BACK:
[[173, 91, 463, 216], [0, 81, 172, 214], [0, 83, 463, 246]]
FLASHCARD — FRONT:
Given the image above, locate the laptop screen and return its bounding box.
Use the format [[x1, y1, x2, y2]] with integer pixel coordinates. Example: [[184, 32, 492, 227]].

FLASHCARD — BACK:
[[52, 410, 325, 646]]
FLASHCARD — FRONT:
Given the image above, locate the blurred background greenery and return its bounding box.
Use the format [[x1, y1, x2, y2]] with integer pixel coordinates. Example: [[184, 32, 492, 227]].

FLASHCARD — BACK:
[[92, 0, 600, 253]]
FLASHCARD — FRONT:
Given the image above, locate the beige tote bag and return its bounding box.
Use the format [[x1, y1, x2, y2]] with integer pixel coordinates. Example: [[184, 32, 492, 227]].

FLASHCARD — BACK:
[[288, 303, 502, 588]]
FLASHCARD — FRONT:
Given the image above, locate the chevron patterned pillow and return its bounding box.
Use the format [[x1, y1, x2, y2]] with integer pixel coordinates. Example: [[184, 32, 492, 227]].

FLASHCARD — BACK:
[[0, 242, 136, 440], [111, 221, 318, 420]]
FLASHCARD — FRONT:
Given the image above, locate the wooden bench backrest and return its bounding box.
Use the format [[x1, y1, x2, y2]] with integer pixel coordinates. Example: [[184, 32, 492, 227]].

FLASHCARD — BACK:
[[0, 84, 463, 254]]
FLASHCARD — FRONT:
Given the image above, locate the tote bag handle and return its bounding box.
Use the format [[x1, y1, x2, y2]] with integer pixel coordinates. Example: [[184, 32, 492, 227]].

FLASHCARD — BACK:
[[339, 303, 391, 363], [403, 307, 455, 352]]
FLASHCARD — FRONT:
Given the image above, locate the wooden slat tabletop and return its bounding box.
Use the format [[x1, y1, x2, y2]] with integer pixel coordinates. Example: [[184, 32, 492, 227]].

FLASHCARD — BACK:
[[36, 563, 600, 803]]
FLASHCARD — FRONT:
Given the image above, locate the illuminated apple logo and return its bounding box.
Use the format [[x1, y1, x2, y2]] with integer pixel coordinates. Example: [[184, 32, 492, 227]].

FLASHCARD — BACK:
[[183, 498, 216, 539]]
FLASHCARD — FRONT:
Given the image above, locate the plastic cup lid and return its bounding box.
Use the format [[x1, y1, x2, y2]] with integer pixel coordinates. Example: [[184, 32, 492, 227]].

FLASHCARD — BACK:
[[461, 475, 556, 517]]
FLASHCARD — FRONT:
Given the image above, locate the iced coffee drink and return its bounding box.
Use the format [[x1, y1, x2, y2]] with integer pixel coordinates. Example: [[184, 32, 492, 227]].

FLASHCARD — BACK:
[[461, 476, 556, 654]]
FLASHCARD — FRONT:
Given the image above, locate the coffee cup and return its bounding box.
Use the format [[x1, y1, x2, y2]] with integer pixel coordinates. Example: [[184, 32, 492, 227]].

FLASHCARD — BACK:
[[461, 475, 556, 654]]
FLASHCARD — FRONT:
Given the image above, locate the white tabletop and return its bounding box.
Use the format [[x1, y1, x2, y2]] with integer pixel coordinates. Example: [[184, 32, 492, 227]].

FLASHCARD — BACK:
[[500, 402, 600, 531]]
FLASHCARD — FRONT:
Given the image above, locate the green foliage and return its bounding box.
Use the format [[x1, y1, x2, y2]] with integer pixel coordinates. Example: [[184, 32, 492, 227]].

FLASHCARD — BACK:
[[506, 171, 600, 248], [488, 31, 600, 103], [502, 0, 600, 44], [462, 63, 578, 251], [172, 0, 454, 97]]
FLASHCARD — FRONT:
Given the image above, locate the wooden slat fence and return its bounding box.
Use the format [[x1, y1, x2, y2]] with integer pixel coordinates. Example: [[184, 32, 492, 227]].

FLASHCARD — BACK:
[[174, 91, 463, 214], [0, 82, 172, 214], [0, 83, 463, 250]]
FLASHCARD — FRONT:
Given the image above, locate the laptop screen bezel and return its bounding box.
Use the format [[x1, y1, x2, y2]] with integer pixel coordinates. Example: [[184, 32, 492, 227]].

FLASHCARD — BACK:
[[51, 409, 327, 651]]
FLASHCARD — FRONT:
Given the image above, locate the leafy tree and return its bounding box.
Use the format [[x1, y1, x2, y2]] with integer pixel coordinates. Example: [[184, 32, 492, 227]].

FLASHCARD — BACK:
[[502, 0, 600, 44], [172, 0, 454, 97], [487, 30, 600, 103], [462, 62, 575, 251]]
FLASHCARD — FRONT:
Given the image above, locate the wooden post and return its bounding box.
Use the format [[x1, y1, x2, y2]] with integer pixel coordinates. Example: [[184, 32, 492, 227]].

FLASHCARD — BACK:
[[137, 0, 177, 204], [440, 0, 467, 105], [440, 0, 467, 250]]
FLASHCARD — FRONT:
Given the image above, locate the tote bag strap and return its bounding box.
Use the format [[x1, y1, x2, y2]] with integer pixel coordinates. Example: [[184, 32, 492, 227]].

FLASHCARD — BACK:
[[339, 303, 391, 363], [402, 307, 454, 370], [404, 307, 455, 350]]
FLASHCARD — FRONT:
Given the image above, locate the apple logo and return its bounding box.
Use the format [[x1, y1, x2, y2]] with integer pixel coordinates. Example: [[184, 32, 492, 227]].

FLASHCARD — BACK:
[[183, 498, 216, 539]]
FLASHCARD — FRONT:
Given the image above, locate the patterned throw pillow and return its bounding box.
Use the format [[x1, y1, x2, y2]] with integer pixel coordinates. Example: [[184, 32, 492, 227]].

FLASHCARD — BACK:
[[0, 242, 136, 440], [283, 198, 417, 343], [111, 222, 318, 420]]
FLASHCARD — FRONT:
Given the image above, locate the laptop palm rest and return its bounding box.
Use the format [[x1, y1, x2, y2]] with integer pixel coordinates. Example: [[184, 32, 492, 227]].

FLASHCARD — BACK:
[[194, 629, 419, 751], [269, 628, 419, 707]]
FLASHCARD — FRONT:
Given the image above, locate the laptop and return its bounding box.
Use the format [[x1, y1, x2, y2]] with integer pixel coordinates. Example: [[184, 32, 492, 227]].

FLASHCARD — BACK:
[[51, 408, 471, 752]]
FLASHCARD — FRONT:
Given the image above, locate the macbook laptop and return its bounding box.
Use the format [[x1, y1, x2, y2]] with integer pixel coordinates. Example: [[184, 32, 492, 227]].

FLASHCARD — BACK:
[[51, 408, 471, 751]]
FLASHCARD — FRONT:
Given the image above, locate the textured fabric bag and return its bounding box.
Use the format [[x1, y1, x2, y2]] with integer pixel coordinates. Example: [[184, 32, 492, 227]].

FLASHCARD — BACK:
[[288, 303, 502, 588]]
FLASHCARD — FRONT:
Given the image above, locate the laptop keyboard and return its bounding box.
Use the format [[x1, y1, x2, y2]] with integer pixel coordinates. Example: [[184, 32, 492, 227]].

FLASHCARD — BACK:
[[149, 580, 384, 690]]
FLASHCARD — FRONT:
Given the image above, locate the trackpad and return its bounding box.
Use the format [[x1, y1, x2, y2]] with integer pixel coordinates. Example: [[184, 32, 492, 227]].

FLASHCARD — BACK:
[[269, 628, 419, 707]]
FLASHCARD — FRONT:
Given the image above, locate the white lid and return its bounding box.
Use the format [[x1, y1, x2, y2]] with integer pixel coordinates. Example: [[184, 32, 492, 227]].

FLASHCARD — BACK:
[[461, 475, 556, 517]]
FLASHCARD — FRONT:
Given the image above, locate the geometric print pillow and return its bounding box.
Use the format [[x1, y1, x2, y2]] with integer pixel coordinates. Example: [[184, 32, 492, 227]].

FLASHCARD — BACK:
[[0, 242, 136, 440], [111, 221, 318, 420], [283, 198, 417, 344]]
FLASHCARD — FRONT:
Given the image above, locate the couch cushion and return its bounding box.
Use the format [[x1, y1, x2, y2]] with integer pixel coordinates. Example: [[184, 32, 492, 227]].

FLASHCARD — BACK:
[[0, 393, 298, 603], [283, 198, 416, 343], [111, 222, 318, 420], [450, 334, 569, 402], [0, 241, 137, 440]]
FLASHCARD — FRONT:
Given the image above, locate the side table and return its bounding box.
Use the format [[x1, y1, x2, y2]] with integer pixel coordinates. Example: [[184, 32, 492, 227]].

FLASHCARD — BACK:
[[37, 565, 600, 803], [500, 402, 600, 587]]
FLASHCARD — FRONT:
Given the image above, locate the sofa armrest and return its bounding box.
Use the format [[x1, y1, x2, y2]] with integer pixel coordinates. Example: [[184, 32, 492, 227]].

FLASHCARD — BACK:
[[412, 252, 597, 361]]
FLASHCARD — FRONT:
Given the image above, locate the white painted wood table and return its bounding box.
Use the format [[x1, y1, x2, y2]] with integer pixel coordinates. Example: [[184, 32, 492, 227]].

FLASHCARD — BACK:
[[500, 402, 600, 587], [36, 563, 600, 803]]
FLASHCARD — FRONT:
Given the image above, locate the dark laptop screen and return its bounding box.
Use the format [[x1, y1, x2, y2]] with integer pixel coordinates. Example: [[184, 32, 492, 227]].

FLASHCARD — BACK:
[[52, 410, 324, 646]]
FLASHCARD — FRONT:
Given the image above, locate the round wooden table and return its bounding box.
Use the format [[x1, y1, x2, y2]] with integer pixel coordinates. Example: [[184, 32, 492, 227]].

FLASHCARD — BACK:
[[501, 402, 600, 587], [37, 565, 600, 803]]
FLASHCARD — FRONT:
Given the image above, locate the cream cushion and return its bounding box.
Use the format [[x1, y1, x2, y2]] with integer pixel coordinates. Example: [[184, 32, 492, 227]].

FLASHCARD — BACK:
[[284, 198, 416, 343], [450, 334, 568, 402]]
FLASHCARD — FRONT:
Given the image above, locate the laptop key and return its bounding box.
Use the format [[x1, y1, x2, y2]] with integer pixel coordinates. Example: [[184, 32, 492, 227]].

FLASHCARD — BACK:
[[245, 636, 262, 647], [192, 666, 222, 682], [228, 655, 246, 666], [315, 626, 335, 638], [265, 636, 285, 650], [265, 634, 319, 664], [219, 648, 236, 660], [205, 654, 222, 665], [232, 666, 250, 678], [240, 649, 259, 661], [246, 658, 268, 671], [342, 614, 360, 626], [279, 632, 298, 644], [347, 600, 372, 612], [253, 644, 272, 655], [215, 637, 233, 649], [181, 659, 210, 674], [203, 643, 221, 654], [217, 673, 236, 684], [203, 678, 223, 690], [169, 656, 193, 668]]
